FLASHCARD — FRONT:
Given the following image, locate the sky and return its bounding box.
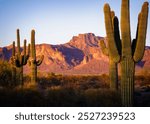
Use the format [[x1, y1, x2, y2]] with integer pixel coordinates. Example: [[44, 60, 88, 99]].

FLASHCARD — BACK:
[[0, 0, 150, 47]]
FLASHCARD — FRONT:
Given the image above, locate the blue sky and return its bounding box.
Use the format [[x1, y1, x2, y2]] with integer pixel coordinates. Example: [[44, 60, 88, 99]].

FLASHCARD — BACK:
[[0, 0, 150, 47]]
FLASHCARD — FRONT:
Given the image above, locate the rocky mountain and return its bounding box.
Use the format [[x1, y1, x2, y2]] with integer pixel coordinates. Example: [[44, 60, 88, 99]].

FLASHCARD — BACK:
[[0, 33, 150, 75]]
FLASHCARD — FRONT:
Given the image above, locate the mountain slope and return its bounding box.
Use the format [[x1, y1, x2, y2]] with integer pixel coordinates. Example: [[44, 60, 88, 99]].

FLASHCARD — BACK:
[[0, 33, 150, 75]]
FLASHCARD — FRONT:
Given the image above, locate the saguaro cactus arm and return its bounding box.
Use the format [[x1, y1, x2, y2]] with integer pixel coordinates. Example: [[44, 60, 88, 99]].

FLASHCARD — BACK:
[[28, 43, 30, 56], [17, 29, 21, 55], [10, 41, 16, 65], [131, 13, 141, 55], [14, 40, 30, 67], [113, 17, 122, 56], [36, 55, 44, 66], [23, 40, 30, 65], [31, 30, 36, 60], [99, 39, 109, 56], [23, 39, 27, 61], [111, 11, 115, 20], [12, 41, 15, 56], [104, 4, 120, 62], [133, 2, 149, 62]]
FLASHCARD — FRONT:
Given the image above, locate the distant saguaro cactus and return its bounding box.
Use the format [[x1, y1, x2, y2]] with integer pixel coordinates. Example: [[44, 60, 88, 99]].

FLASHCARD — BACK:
[[103, 0, 149, 106], [10, 41, 17, 85], [10, 29, 30, 86], [28, 30, 44, 86]]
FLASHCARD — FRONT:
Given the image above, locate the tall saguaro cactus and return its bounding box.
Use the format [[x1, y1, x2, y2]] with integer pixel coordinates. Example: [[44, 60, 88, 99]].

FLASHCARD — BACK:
[[28, 30, 44, 86], [103, 0, 149, 106], [10, 29, 30, 86]]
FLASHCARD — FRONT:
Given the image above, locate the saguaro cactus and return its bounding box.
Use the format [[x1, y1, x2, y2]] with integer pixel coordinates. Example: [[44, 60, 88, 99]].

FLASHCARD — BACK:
[[10, 29, 30, 86], [103, 0, 149, 106], [10, 41, 17, 86], [28, 30, 44, 86]]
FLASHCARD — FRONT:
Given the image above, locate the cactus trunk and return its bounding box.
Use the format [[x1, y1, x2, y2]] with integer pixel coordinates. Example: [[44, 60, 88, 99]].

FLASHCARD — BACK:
[[17, 29, 23, 85], [12, 66, 16, 86], [109, 60, 118, 90], [120, 0, 133, 107], [121, 0, 132, 57], [121, 58, 135, 106], [18, 67, 23, 86], [11, 41, 16, 86], [31, 62, 37, 85], [31, 30, 37, 85]]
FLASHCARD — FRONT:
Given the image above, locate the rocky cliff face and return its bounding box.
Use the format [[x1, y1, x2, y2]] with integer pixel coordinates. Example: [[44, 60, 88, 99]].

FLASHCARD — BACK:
[[0, 33, 150, 75]]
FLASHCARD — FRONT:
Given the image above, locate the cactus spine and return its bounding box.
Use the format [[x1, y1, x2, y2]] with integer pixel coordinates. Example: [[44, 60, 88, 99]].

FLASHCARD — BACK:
[[10, 29, 30, 86], [103, 0, 149, 106], [29, 30, 44, 86]]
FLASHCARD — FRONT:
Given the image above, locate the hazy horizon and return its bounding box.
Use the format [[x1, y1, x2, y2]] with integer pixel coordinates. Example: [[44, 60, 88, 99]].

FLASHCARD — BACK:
[[0, 0, 150, 47]]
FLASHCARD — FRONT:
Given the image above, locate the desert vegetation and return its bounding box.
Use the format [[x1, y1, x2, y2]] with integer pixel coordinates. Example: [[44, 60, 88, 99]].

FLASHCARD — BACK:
[[0, 60, 119, 107], [0, 60, 150, 107]]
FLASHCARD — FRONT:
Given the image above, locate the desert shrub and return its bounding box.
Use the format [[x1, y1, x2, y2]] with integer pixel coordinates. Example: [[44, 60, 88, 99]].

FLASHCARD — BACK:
[[135, 75, 150, 87], [23, 75, 31, 84], [36, 74, 110, 90], [0, 60, 23, 88], [61, 75, 78, 88], [45, 88, 121, 107], [45, 88, 82, 107], [0, 60, 12, 87], [16, 89, 45, 106], [83, 88, 121, 107], [48, 75, 61, 86], [98, 74, 110, 88], [57, 75, 109, 90], [0, 87, 149, 107], [34, 73, 62, 89], [0, 88, 45, 107]]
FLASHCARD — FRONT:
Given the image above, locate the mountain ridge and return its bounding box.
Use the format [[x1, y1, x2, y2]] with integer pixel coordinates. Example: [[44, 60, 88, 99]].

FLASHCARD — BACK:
[[0, 33, 150, 75]]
